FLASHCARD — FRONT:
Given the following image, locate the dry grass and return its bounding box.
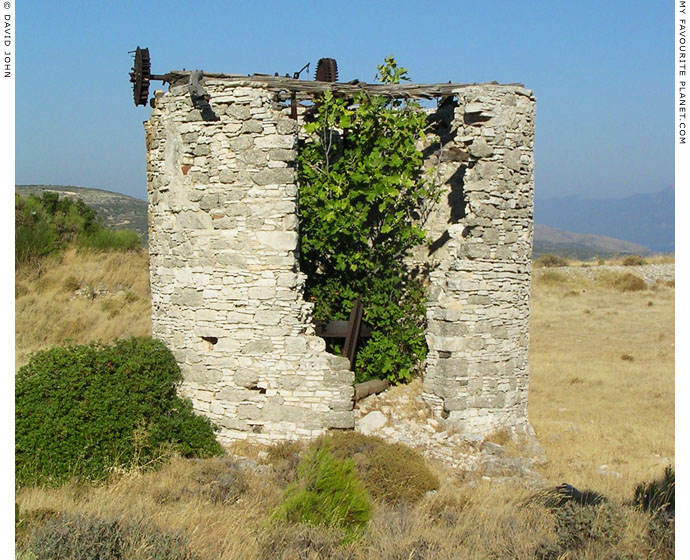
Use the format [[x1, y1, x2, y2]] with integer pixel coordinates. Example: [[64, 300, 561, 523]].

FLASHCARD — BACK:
[[597, 254, 675, 266], [529, 267, 674, 502], [15, 248, 151, 369], [16, 462, 667, 559], [15, 253, 675, 558]]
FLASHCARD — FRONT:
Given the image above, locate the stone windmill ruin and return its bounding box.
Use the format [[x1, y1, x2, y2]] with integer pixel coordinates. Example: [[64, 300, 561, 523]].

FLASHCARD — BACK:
[[130, 48, 536, 444]]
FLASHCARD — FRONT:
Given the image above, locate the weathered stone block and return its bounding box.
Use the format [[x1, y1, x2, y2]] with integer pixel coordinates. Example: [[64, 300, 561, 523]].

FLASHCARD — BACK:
[[256, 231, 298, 251]]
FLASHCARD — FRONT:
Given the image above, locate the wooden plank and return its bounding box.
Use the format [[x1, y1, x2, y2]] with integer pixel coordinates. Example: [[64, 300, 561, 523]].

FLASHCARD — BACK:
[[342, 298, 364, 369], [354, 379, 390, 402], [315, 320, 372, 338], [167, 71, 527, 100]]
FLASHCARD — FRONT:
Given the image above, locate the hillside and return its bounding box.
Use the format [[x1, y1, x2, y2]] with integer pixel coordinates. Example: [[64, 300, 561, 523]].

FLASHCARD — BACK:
[[533, 224, 652, 259], [16, 185, 148, 242], [535, 186, 674, 253]]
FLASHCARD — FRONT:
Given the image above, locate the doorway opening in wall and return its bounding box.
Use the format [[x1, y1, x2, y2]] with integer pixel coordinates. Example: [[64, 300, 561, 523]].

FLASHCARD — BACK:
[[296, 56, 443, 386]]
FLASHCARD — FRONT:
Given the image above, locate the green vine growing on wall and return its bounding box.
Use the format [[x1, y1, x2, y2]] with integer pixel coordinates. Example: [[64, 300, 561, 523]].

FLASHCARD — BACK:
[[298, 56, 441, 384]]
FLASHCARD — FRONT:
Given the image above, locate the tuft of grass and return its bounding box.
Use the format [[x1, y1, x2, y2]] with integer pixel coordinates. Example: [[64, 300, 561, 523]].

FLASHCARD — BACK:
[[634, 466, 674, 516], [62, 275, 81, 292], [614, 272, 647, 292], [596, 271, 647, 292], [484, 428, 511, 446]]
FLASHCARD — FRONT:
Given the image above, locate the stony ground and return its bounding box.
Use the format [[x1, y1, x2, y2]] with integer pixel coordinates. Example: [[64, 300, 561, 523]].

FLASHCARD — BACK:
[[350, 262, 674, 487], [546, 263, 675, 286], [353, 378, 546, 486]]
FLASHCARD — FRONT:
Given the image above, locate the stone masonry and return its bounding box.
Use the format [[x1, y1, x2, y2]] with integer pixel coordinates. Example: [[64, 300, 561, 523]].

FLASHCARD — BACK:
[[418, 87, 536, 436], [144, 74, 535, 442]]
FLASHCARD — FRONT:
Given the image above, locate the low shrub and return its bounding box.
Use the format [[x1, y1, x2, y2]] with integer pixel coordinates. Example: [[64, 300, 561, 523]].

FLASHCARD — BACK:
[[322, 431, 439, 505], [622, 255, 647, 266], [265, 440, 305, 487], [553, 501, 623, 552], [271, 443, 372, 540], [15, 337, 223, 486], [613, 272, 647, 292], [534, 254, 568, 268], [634, 466, 674, 516], [20, 513, 198, 560]]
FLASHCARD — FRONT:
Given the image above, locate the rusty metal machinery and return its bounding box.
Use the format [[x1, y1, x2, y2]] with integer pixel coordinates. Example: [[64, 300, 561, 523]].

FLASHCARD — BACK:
[[129, 47, 172, 106], [315, 58, 338, 82]]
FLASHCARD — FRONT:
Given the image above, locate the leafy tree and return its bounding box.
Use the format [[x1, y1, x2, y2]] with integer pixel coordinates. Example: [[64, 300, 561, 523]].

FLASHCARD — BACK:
[[298, 56, 440, 383]]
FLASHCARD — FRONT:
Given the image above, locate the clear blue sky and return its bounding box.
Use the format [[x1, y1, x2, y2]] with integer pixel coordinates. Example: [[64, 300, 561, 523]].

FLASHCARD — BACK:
[[15, 0, 674, 202]]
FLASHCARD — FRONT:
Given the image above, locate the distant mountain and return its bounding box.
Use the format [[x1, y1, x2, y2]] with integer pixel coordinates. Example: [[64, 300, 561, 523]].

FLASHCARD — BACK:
[[16, 185, 148, 242], [533, 224, 652, 259], [534, 187, 674, 253]]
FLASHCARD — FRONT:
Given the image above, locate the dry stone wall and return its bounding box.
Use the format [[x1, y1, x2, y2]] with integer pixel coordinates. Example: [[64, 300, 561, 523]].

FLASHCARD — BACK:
[[145, 80, 354, 443], [419, 86, 536, 436], [144, 77, 536, 442]]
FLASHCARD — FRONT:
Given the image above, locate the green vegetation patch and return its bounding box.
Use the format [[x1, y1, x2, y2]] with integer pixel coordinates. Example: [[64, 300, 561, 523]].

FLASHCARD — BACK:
[[15, 191, 141, 266], [15, 337, 222, 486], [320, 431, 439, 505], [271, 442, 372, 540], [298, 56, 440, 384]]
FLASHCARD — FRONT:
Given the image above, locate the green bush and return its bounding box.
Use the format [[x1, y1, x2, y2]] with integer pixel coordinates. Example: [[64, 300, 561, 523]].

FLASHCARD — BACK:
[[298, 56, 440, 384], [322, 431, 439, 505], [15, 337, 223, 486], [15, 192, 140, 266], [271, 443, 372, 540], [20, 513, 198, 560]]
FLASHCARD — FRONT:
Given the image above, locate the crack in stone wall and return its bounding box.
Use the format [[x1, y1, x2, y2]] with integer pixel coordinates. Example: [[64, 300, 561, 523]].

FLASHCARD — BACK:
[[144, 78, 535, 442]]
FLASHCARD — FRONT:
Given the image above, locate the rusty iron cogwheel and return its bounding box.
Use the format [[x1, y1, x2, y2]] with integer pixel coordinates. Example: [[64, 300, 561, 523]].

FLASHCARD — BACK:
[[315, 58, 338, 82], [130, 47, 151, 106]]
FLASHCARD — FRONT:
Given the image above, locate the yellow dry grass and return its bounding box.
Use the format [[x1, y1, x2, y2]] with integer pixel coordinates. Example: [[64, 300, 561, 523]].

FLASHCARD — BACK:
[[15, 248, 151, 369], [15, 253, 674, 558], [529, 269, 674, 501]]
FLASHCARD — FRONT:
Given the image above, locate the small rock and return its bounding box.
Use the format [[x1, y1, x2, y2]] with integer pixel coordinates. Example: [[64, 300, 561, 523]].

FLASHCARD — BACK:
[[427, 418, 441, 430], [357, 411, 388, 435], [257, 450, 269, 461], [596, 465, 622, 478], [481, 441, 505, 456]]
